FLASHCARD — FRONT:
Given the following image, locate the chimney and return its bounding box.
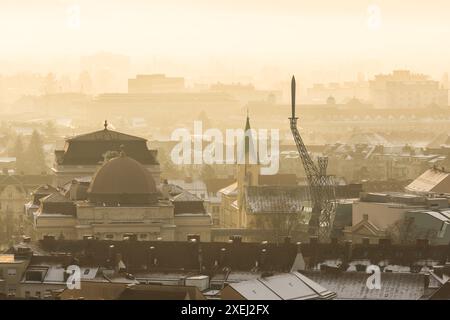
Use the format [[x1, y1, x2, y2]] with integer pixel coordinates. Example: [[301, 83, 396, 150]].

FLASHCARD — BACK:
[[424, 273, 430, 290], [187, 234, 200, 242], [43, 235, 55, 242], [433, 265, 444, 278], [161, 181, 170, 199], [115, 253, 124, 273], [147, 246, 155, 271], [230, 235, 242, 244], [219, 248, 227, 266], [259, 248, 267, 268], [123, 233, 137, 242], [344, 240, 353, 262], [198, 245, 203, 272], [107, 245, 115, 268]]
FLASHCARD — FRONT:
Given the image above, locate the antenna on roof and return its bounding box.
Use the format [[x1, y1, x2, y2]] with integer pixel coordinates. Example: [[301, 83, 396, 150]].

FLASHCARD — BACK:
[[104, 120, 108, 130]]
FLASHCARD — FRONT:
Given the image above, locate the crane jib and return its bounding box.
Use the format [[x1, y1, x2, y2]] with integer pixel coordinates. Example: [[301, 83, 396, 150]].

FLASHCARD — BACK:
[[289, 75, 337, 242]]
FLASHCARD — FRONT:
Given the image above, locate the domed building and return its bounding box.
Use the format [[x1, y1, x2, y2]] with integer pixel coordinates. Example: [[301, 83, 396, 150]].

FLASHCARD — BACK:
[[34, 140, 212, 241], [87, 154, 159, 206]]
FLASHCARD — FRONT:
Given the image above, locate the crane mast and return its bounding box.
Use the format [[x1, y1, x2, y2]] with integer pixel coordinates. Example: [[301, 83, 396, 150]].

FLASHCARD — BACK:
[[289, 76, 336, 241]]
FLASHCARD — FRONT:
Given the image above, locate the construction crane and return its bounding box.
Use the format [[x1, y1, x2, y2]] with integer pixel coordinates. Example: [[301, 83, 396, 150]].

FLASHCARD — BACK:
[[289, 75, 337, 242]]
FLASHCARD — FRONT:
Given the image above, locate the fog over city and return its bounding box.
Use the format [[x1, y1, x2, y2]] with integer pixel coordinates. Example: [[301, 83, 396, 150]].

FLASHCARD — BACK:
[[1, 1, 450, 85], [0, 0, 450, 304]]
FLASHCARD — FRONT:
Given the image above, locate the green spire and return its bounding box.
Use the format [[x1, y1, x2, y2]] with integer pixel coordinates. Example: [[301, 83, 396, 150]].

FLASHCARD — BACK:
[[244, 110, 256, 163]]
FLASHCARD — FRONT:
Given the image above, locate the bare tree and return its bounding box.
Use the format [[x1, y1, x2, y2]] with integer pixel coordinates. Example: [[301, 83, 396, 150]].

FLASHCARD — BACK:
[[252, 207, 309, 244], [386, 217, 438, 244]]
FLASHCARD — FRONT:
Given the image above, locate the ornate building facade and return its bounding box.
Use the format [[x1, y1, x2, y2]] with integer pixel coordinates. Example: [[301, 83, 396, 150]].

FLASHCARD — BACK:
[[32, 125, 211, 242]]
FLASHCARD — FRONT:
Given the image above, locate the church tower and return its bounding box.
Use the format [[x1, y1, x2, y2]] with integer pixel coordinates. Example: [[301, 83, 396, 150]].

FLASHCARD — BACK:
[[236, 112, 260, 227]]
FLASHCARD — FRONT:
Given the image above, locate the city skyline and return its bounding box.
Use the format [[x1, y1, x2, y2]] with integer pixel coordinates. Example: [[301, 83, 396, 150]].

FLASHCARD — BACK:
[[1, 0, 450, 303]]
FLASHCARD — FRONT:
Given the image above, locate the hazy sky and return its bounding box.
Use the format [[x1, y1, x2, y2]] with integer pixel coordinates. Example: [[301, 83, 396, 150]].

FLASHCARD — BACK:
[[1, 0, 449, 83]]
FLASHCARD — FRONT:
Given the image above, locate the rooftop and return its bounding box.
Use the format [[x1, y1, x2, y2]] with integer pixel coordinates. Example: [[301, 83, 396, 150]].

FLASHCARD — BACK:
[[245, 186, 308, 214], [302, 271, 426, 300], [225, 272, 336, 300]]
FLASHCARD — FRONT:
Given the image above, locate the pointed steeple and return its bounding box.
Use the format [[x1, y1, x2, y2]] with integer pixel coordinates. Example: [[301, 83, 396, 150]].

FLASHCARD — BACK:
[[243, 111, 258, 165], [236, 111, 260, 226], [245, 109, 251, 131], [244, 110, 253, 156]]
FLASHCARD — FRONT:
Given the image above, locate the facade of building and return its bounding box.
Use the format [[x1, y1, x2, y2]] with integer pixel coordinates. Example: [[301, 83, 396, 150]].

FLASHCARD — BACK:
[[0, 253, 30, 298], [128, 74, 185, 94], [0, 174, 53, 248], [404, 209, 450, 245], [209, 82, 281, 105], [35, 154, 211, 241], [306, 81, 370, 104], [345, 191, 450, 244], [369, 70, 448, 108]]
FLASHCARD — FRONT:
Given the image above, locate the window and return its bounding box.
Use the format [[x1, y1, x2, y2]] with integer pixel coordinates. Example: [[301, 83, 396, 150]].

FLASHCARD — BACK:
[[105, 234, 114, 240], [84, 269, 90, 275], [35, 291, 41, 299], [7, 268, 17, 276], [25, 291, 30, 298]]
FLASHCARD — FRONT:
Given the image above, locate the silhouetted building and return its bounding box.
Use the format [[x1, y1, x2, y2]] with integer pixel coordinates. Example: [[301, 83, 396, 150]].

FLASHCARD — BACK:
[[128, 74, 185, 94], [370, 70, 448, 108], [52, 122, 160, 186]]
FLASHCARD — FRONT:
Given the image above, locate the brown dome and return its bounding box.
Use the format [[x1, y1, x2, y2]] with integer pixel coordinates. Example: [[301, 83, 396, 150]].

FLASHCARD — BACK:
[[87, 155, 158, 205]]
